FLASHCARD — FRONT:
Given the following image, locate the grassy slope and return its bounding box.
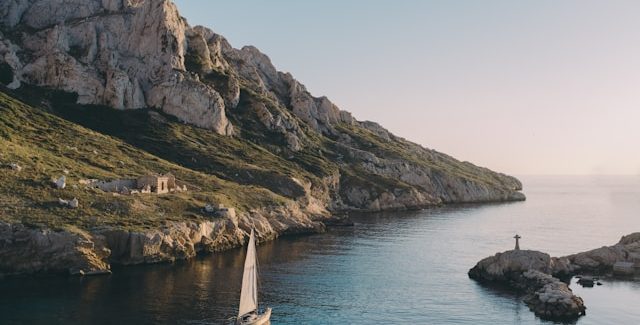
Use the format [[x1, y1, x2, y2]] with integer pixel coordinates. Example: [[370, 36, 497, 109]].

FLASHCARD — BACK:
[[0, 90, 290, 232], [37, 88, 336, 201], [333, 123, 517, 189], [0, 72, 520, 235]]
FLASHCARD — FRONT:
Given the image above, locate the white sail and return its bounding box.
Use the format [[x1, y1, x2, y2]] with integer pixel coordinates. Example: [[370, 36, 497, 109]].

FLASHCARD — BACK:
[[238, 229, 258, 317]]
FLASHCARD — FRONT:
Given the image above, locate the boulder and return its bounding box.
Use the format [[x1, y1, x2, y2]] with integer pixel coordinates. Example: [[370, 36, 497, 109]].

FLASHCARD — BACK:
[[53, 175, 66, 189], [58, 197, 78, 209], [69, 198, 79, 209], [523, 270, 586, 320]]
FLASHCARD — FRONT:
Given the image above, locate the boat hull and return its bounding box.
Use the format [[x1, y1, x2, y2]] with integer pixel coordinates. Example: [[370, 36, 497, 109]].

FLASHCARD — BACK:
[[239, 308, 271, 325]]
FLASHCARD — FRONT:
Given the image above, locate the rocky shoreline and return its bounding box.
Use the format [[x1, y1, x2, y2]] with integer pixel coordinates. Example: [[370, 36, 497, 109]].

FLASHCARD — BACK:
[[0, 198, 534, 277], [468, 233, 640, 321], [0, 204, 331, 277]]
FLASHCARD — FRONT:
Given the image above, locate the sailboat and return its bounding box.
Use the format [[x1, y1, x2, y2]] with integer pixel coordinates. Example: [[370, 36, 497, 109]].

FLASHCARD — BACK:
[[237, 229, 271, 325]]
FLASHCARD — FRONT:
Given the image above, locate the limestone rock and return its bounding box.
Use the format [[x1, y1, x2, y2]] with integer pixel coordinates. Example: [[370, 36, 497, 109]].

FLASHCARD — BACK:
[[0, 222, 110, 276], [0, 0, 233, 135], [221, 43, 354, 134], [469, 250, 586, 321], [470, 234, 640, 322], [53, 175, 66, 189], [57, 197, 78, 209], [146, 71, 232, 134], [522, 270, 586, 320], [618, 232, 640, 245], [101, 219, 245, 264], [559, 233, 640, 274], [468, 250, 555, 284], [69, 198, 79, 208]]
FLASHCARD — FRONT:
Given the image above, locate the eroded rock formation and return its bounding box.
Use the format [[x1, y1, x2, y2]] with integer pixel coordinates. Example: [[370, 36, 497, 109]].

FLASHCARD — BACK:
[[0, 202, 328, 276], [0, 0, 232, 134], [0, 221, 110, 275]]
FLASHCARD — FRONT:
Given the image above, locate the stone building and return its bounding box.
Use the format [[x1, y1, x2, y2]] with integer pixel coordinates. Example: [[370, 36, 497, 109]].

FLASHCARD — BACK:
[[83, 173, 183, 195], [137, 174, 176, 194]]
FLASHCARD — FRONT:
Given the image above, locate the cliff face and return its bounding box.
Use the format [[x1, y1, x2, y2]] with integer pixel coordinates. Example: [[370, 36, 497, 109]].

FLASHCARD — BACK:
[[0, 1, 525, 275], [1, 0, 232, 134]]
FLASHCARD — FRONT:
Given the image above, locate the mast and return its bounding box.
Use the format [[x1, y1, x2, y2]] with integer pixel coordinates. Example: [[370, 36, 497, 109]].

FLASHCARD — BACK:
[[238, 229, 258, 317]]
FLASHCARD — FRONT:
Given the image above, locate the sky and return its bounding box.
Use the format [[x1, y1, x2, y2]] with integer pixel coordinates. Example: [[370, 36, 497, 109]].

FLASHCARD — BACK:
[[173, 0, 640, 176]]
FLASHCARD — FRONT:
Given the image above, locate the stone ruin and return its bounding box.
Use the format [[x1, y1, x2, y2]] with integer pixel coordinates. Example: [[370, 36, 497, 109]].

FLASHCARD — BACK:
[[81, 173, 188, 195]]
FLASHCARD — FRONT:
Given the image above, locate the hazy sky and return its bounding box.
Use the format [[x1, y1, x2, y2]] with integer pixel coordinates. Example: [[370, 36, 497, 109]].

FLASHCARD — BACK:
[[174, 0, 640, 175]]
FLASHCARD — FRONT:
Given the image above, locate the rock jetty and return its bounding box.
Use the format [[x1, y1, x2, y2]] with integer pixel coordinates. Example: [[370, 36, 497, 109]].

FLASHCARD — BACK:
[[521, 270, 586, 320]]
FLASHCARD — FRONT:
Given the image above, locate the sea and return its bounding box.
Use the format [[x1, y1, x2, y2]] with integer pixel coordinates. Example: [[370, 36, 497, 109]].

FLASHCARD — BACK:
[[1, 175, 639, 324]]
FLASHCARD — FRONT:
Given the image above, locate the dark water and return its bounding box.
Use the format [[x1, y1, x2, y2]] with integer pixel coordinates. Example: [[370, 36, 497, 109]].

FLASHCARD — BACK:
[[1, 176, 640, 324]]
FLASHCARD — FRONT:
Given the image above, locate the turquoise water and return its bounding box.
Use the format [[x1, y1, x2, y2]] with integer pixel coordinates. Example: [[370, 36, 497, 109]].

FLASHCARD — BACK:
[[1, 176, 639, 324]]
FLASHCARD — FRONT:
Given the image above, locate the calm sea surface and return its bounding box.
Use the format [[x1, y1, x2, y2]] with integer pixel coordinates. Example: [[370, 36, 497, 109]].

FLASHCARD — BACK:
[[1, 176, 640, 324]]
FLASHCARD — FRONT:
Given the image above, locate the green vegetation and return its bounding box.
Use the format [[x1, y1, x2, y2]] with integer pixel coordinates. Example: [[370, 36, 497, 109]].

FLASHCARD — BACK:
[[51, 99, 327, 199], [334, 123, 516, 189], [0, 90, 290, 232], [0, 71, 519, 233]]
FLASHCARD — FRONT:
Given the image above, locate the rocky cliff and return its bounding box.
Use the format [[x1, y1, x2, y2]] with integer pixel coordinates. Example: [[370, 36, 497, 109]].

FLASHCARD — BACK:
[[0, 0, 525, 275]]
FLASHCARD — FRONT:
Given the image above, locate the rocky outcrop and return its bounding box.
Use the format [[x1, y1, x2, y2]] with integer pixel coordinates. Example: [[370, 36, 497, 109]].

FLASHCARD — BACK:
[[0, 200, 328, 276], [555, 232, 640, 274], [0, 0, 375, 138], [100, 203, 325, 266], [0, 0, 351, 136], [468, 250, 557, 283], [101, 219, 243, 265], [469, 233, 640, 321], [522, 270, 586, 320], [0, 0, 232, 134], [468, 250, 586, 320], [0, 221, 110, 275]]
